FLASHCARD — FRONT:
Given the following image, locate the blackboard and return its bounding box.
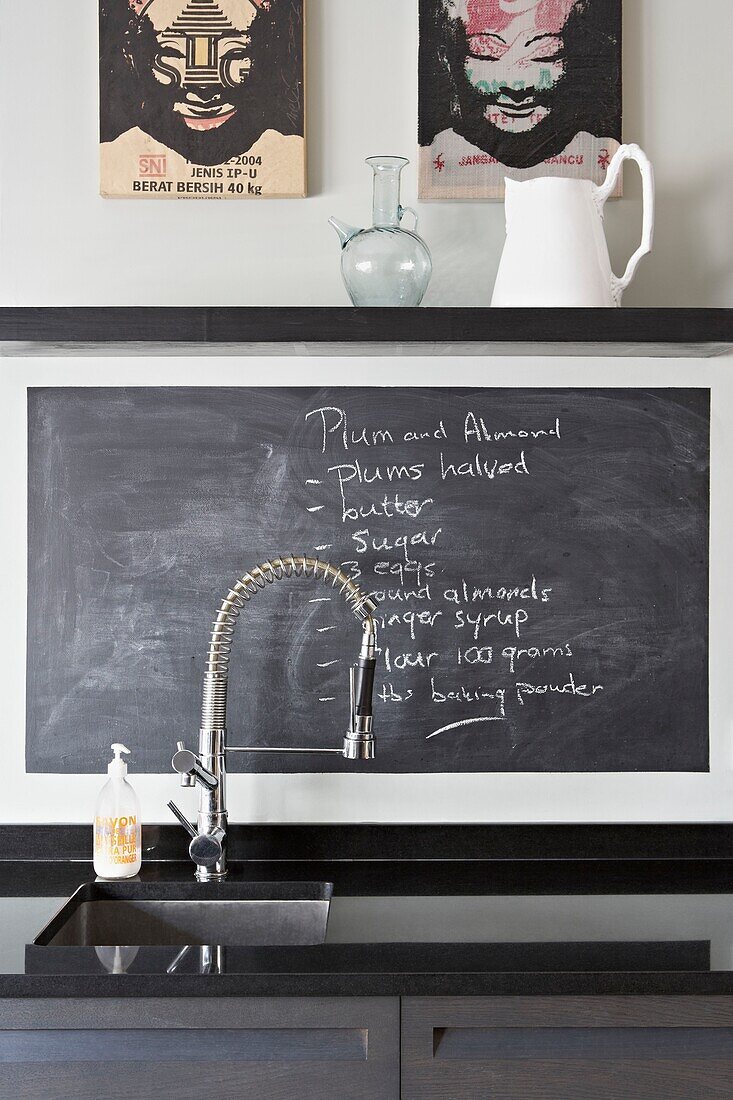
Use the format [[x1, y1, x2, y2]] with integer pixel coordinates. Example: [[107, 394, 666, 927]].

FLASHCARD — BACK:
[[27, 387, 710, 774]]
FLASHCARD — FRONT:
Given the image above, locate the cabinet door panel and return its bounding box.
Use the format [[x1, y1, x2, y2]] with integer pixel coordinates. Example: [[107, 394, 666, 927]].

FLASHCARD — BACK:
[[403, 996, 733, 1100], [0, 1026, 367, 1062], [0, 997, 398, 1100]]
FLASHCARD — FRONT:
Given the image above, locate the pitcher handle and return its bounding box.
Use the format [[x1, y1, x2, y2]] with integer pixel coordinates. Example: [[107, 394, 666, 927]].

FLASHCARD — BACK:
[[594, 143, 655, 305], [399, 205, 419, 231]]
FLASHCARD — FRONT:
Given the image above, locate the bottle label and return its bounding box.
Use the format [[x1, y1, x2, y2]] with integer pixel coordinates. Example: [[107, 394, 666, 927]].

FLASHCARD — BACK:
[[94, 816, 139, 865]]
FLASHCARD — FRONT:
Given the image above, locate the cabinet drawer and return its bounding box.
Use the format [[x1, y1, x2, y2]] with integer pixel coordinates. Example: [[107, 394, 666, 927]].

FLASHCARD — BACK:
[[0, 997, 399, 1100], [402, 996, 733, 1100]]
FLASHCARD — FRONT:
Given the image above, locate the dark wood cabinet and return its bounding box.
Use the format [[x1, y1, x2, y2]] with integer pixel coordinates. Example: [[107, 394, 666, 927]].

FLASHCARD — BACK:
[[401, 996, 733, 1100], [4, 993, 733, 1099], [0, 997, 400, 1100]]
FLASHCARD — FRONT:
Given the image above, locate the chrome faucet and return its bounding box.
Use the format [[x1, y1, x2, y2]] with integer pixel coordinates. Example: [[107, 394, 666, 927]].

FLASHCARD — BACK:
[[168, 555, 378, 881]]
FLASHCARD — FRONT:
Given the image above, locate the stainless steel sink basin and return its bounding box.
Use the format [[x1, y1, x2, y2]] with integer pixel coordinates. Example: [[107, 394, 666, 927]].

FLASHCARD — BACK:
[[33, 881, 333, 947]]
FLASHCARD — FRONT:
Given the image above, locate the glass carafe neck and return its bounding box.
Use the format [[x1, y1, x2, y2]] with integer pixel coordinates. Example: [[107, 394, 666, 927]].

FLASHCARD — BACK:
[[367, 156, 408, 228]]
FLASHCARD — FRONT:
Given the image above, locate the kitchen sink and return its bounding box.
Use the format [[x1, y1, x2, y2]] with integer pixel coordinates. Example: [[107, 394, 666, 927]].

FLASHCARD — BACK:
[[33, 881, 333, 947]]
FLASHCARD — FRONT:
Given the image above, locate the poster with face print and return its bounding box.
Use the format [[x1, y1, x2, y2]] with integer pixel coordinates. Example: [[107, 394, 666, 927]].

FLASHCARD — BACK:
[[419, 0, 622, 199], [100, 0, 305, 198]]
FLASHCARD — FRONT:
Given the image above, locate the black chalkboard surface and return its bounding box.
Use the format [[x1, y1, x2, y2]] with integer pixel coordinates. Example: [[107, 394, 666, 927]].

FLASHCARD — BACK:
[[27, 387, 710, 774]]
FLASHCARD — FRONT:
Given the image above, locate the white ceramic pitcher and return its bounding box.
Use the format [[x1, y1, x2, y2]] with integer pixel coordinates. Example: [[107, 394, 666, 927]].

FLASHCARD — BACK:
[[491, 144, 655, 308]]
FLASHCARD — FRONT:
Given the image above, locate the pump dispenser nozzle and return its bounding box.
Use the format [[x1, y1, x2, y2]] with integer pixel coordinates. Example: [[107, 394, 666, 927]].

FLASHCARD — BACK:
[[108, 743, 131, 776]]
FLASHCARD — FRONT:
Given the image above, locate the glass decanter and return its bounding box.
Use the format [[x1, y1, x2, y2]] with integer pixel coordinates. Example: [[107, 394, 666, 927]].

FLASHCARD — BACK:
[[329, 156, 433, 307]]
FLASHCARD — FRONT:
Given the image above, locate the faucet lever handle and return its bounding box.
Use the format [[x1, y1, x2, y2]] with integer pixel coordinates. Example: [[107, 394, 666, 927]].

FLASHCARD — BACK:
[[168, 801, 225, 870], [167, 800, 197, 839], [349, 665, 356, 733]]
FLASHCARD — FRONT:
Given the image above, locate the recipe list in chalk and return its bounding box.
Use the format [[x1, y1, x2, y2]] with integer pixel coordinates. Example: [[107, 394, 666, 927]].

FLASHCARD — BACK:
[[26, 387, 710, 774]]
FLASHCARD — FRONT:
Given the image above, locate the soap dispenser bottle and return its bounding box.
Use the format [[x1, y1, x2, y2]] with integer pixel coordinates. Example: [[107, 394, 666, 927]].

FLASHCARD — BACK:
[[93, 744, 142, 879]]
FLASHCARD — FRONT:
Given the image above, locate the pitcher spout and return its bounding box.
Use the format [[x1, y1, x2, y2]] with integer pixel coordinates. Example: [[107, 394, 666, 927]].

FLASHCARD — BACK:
[[328, 217, 361, 249]]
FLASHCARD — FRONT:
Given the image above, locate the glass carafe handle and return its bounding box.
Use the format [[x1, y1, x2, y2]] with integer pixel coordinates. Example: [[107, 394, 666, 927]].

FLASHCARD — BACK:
[[398, 205, 419, 231]]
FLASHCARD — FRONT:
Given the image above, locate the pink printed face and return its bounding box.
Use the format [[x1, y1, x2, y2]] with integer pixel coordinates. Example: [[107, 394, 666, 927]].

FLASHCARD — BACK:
[[451, 0, 578, 132]]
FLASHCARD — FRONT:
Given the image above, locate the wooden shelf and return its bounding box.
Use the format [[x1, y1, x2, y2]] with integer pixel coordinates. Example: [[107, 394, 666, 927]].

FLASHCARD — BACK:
[[0, 307, 731, 357]]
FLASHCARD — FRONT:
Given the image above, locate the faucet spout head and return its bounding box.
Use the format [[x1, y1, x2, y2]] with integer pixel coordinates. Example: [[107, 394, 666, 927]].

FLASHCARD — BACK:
[[343, 617, 378, 759]]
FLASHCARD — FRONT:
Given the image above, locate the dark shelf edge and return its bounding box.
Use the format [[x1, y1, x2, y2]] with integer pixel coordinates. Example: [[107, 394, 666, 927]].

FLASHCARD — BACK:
[[0, 307, 730, 349]]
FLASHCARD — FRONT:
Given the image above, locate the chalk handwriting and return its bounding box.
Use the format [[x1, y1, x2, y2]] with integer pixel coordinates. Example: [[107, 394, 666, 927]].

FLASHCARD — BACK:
[[302, 401, 608, 743]]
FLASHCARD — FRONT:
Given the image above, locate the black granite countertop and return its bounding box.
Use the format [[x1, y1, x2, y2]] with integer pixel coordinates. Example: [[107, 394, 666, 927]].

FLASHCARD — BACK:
[[3, 855, 733, 998]]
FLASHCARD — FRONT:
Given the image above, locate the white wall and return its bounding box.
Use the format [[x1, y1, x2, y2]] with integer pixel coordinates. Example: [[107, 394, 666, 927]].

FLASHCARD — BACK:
[[0, 0, 731, 308], [2, 352, 732, 824]]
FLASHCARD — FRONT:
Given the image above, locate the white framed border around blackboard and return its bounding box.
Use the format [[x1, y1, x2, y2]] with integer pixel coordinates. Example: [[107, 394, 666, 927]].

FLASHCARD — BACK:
[[2, 352, 729, 824]]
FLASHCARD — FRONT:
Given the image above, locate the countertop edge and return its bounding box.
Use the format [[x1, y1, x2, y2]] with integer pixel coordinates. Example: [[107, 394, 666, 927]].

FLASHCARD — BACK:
[[3, 972, 733, 999]]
